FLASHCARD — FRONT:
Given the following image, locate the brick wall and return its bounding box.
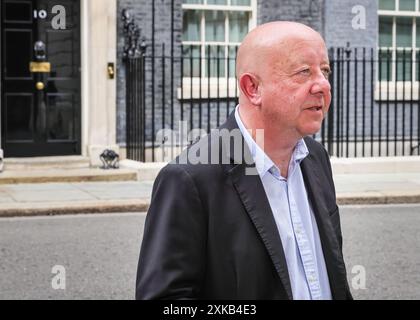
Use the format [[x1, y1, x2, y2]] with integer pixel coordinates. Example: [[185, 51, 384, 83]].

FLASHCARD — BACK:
[[258, 0, 324, 33], [324, 0, 377, 48]]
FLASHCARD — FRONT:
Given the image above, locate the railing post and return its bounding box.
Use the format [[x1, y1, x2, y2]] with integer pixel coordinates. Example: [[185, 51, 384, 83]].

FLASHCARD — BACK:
[[345, 42, 351, 158], [122, 8, 146, 162], [327, 47, 335, 156], [140, 39, 147, 162]]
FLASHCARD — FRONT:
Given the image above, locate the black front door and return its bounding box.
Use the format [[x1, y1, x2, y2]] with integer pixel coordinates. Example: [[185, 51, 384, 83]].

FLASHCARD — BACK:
[[1, 0, 81, 157]]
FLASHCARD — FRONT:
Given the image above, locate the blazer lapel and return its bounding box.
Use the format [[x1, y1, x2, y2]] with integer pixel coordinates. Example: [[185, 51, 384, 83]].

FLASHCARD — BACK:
[[300, 152, 349, 300], [220, 112, 293, 300], [229, 164, 293, 300]]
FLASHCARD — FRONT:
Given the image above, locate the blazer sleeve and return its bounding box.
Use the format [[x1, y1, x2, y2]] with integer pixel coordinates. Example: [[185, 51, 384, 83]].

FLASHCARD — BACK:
[[135, 164, 207, 300], [322, 147, 354, 300]]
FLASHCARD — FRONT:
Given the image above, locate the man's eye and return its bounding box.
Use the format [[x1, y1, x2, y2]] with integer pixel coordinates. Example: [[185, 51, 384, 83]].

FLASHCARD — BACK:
[[322, 69, 331, 78], [299, 69, 310, 75]]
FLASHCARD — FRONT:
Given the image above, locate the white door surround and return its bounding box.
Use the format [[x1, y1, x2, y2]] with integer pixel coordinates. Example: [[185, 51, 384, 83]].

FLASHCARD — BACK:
[[81, 0, 118, 166]]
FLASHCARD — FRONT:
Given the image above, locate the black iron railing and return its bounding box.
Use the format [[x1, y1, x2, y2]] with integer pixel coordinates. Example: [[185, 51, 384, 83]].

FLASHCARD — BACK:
[[122, 9, 147, 162], [327, 45, 420, 158], [123, 40, 420, 161]]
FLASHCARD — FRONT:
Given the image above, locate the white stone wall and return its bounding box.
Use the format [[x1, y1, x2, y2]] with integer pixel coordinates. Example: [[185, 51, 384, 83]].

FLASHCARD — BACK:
[[82, 0, 119, 166]]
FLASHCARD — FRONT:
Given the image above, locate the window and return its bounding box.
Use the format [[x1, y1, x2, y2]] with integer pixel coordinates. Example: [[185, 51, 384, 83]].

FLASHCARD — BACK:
[[378, 0, 420, 82], [180, 0, 257, 99], [377, 0, 420, 99]]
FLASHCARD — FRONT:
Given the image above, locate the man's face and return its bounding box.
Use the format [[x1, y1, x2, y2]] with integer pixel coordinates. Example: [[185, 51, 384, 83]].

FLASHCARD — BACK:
[[260, 37, 331, 139]]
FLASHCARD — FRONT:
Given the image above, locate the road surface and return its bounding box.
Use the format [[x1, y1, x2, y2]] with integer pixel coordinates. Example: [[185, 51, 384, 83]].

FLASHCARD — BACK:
[[0, 204, 419, 299]]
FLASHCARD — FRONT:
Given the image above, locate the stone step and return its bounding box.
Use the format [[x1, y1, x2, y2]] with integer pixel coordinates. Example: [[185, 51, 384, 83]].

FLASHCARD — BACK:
[[0, 168, 138, 185], [3, 156, 91, 171]]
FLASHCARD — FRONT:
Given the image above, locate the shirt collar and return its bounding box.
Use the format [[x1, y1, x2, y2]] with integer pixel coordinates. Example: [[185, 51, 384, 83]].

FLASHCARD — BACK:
[[234, 105, 309, 178]]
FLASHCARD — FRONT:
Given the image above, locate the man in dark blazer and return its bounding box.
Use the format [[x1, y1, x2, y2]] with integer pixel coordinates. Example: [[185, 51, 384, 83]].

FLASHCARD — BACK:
[[136, 21, 352, 300]]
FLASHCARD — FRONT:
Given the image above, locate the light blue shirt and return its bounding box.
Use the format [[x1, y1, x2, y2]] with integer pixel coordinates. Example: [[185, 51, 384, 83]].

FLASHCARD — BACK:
[[235, 106, 332, 300]]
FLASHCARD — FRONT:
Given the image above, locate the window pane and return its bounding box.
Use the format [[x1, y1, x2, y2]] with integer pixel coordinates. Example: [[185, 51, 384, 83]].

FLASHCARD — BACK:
[[416, 18, 420, 47], [416, 51, 420, 81], [183, 10, 201, 41], [396, 49, 412, 81], [207, 0, 227, 4], [183, 45, 201, 77], [47, 95, 75, 141], [231, 0, 251, 5], [379, 16, 393, 47], [379, 49, 393, 81], [396, 17, 413, 47], [399, 0, 415, 11], [4, 30, 32, 78], [379, 0, 395, 10], [205, 11, 225, 42], [183, 0, 204, 4], [229, 12, 249, 42], [205, 45, 225, 77], [228, 46, 238, 77], [6, 95, 33, 141], [4, 2, 32, 22]]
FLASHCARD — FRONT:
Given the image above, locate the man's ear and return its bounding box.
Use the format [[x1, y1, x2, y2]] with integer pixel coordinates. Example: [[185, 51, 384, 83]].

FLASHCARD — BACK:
[[239, 73, 262, 106]]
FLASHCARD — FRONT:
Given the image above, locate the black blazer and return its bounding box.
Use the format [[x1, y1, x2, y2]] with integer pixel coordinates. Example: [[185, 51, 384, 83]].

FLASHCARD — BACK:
[[136, 112, 352, 300]]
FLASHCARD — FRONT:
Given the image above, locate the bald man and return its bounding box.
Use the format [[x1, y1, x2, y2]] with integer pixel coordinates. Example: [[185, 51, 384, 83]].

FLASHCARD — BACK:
[[136, 21, 352, 300]]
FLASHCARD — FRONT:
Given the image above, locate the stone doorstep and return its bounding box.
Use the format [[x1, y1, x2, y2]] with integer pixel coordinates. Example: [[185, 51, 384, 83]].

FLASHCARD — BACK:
[[3, 156, 91, 171], [119, 159, 166, 181], [0, 199, 150, 218], [0, 158, 164, 183], [0, 168, 138, 185]]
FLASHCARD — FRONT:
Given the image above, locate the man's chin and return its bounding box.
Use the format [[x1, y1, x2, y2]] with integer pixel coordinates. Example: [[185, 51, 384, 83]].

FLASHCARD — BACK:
[[300, 125, 322, 137]]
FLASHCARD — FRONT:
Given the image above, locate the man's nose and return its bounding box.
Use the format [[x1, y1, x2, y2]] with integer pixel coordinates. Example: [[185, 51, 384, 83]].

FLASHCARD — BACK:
[[310, 72, 331, 95]]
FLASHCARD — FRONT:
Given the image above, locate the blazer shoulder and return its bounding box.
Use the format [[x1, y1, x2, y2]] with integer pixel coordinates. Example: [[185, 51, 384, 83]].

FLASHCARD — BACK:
[[303, 136, 330, 159], [165, 133, 226, 177], [155, 160, 204, 188]]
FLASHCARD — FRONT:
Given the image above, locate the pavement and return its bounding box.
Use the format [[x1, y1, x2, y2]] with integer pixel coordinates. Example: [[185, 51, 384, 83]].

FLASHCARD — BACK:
[[1, 170, 420, 217]]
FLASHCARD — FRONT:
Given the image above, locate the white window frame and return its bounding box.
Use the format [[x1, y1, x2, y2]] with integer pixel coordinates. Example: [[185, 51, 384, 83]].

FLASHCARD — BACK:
[[377, 0, 420, 100], [179, 0, 257, 100]]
